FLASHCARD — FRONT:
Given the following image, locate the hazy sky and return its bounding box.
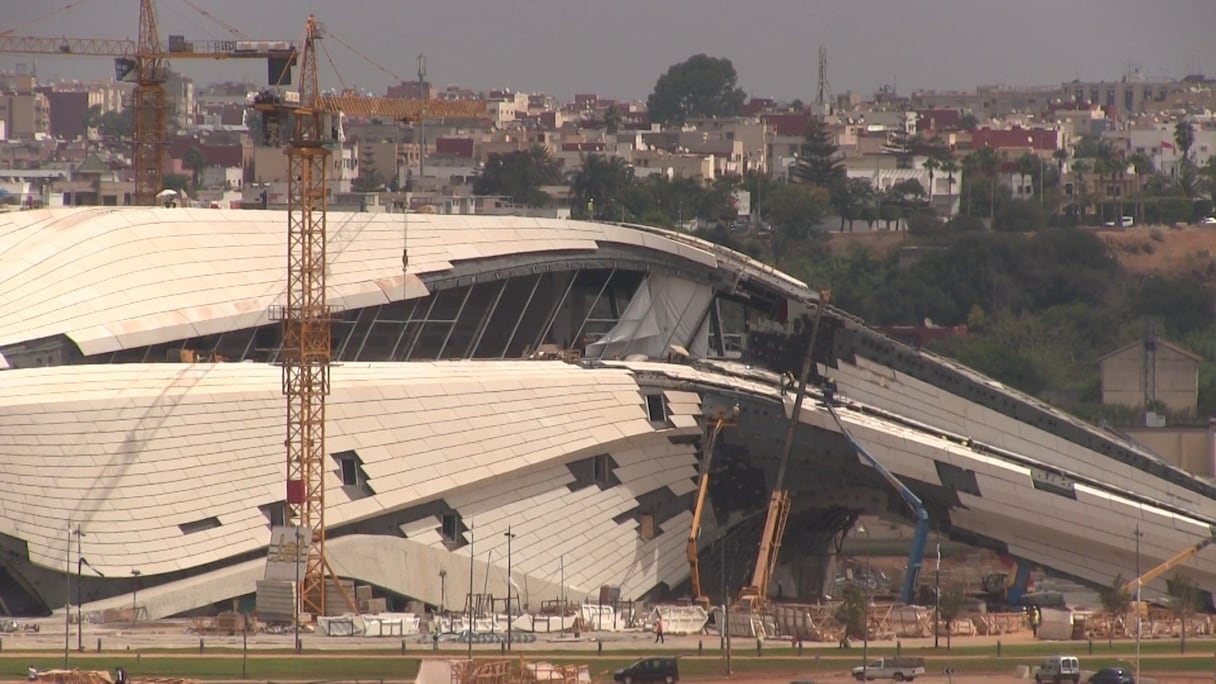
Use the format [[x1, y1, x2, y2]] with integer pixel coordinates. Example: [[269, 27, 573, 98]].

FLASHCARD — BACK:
[[3, 0, 1215, 102]]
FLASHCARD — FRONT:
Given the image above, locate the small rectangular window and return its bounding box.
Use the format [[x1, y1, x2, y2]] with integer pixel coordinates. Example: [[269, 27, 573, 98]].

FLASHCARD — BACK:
[[179, 516, 221, 535], [593, 453, 610, 484], [340, 457, 358, 486], [259, 501, 286, 527], [441, 511, 462, 542], [645, 394, 666, 422]]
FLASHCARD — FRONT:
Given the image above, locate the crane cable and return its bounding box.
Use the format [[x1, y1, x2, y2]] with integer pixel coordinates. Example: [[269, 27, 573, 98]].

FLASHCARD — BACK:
[[176, 0, 251, 40], [0, 0, 94, 37], [323, 27, 405, 85]]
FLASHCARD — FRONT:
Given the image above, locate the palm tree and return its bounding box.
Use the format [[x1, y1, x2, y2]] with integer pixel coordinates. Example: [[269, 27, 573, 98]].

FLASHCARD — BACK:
[[569, 154, 633, 220], [1052, 148, 1069, 223], [1015, 152, 1038, 203], [1072, 160, 1091, 224], [941, 158, 959, 216], [972, 146, 1000, 221], [922, 157, 940, 212], [183, 146, 206, 191]]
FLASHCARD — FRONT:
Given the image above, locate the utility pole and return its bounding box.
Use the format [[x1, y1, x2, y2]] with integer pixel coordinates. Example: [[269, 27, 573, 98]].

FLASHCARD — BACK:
[[130, 570, 141, 624], [934, 535, 941, 649], [1135, 523, 1141, 684], [417, 53, 427, 182], [294, 525, 302, 653], [721, 533, 731, 675], [63, 520, 70, 668], [75, 526, 84, 652], [504, 526, 516, 651], [467, 519, 474, 661], [439, 569, 446, 614]]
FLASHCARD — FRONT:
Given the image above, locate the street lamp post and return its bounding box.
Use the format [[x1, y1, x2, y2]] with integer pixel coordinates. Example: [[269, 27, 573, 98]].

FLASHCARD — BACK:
[[934, 534, 942, 649], [1135, 524, 1142, 684], [439, 569, 447, 614], [63, 521, 71, 668], [504, 527, 516, 651], [467, 520, 475, 660], [130, 570, 141, 624], [294, 526, 302, 653], [859, 524, 872, 674]]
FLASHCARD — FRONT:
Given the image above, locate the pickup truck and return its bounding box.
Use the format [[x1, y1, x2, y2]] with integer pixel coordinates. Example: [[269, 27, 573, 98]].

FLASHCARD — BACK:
[[852, 657, 926, 681]]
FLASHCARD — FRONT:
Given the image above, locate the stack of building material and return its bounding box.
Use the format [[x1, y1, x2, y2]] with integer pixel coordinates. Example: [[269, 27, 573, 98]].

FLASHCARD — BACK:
[[254, 580, 296, 623], [323, 578, 357, 616]]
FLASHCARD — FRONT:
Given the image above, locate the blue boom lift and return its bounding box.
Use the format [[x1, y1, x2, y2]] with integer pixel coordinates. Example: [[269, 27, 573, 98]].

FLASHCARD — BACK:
[[822, 386, 930, 606]]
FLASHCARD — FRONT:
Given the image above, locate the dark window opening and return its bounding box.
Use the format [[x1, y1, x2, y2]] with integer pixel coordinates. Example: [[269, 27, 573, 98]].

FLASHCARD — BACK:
[[441, 511, 462, 542], [179, 516, 221, 535], [646, 394, 666, 423], [259, 501, 287, 527], [593, 453, 610, 484]]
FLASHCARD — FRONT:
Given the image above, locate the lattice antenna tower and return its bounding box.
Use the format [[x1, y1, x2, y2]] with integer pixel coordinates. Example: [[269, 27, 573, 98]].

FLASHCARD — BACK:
[[816, 44, 832, 110]]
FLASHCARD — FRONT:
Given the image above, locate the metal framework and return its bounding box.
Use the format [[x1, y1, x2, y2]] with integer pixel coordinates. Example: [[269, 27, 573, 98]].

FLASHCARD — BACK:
[[133, 0, 167, 209], [272, 14, 346, 618]]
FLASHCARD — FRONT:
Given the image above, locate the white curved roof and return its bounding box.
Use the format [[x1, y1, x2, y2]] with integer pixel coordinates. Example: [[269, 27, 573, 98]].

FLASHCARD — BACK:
[[0, 360, 697, 584], [0, 208, 804, 356]]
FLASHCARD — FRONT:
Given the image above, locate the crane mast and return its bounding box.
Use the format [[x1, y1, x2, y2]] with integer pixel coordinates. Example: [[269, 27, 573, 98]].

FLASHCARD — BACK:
[[132, 0, 167, 208], [0, 0, 295, 206], [266, 14, 348, 619]]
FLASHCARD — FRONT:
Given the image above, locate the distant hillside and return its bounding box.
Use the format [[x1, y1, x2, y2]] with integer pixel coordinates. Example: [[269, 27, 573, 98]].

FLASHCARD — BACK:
[[827, 225, 1216, 280]]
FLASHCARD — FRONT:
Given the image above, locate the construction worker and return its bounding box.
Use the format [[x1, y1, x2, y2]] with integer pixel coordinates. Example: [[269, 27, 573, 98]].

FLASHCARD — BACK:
[[115, 667, 128, 684], [1029, 606, 1041, 637], [27, 665, 37, 681], [781, 371, 797, 396]]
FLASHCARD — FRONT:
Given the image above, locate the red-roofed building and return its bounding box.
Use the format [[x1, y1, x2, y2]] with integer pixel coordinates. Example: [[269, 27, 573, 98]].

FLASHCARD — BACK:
[[761, 112, 810, 137], [167, 138, 245, 168], [915, 109, 962, 133], [435, 137, 475, 158], [744, 98, 777, 116], [969, 127, 1060, 154]]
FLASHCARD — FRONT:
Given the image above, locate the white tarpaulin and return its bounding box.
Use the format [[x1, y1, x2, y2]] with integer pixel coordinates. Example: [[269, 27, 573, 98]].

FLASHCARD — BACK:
[[586, 273, 713, 360]]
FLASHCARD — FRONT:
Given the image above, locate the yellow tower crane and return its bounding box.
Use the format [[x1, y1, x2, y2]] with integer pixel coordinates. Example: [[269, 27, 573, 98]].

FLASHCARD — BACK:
[[254, 14, 484, 617], [0, 0, 296, 205]]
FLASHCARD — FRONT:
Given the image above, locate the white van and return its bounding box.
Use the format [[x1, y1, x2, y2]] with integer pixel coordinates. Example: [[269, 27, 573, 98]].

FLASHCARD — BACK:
[[1033, 655, 1081, 684]]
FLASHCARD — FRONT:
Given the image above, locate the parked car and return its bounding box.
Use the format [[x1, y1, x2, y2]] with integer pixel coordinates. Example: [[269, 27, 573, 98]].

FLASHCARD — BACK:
[[1034, 655, 1081, 684], [851, 657, 925, 681], [613, 657, 679, 684], [1201, 216, 1216, 224], [1088, 667, 1134, 684]]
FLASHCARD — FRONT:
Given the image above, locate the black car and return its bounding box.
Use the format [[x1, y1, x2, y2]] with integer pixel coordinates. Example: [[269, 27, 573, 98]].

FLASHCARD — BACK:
[[1088, 667, 1134, 684], [613, 657, 679, 684]]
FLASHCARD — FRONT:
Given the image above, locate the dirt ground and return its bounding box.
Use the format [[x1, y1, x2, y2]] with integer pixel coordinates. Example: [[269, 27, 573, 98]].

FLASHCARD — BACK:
[[1099, 225, 1216, 277], [827, 223, 1216, 281]]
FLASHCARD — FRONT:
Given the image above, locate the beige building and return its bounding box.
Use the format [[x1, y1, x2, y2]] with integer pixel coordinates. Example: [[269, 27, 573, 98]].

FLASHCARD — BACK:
[[1122, 425, 1216, 478], [1099, 337, 1201, 417], [0, 92, 50, 140]]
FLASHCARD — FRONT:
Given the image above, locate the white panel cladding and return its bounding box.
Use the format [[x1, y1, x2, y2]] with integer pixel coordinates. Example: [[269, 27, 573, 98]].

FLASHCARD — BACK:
[[825, 357, 1216, 520], [414, 433, 700, 601], [0, 362, 632, 574], [0, 359, 707, 611], [0, 208, 794, 357], [609, 359, 1216, 604]]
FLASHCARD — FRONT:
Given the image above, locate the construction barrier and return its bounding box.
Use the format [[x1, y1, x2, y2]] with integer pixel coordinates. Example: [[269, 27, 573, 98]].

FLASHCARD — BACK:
[[317, 613, 421, 637], [650, 605, 709, 635]]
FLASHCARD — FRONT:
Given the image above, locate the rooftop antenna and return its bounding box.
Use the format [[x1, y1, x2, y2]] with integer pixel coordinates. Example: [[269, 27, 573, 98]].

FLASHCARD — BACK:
[[816, 44, 833, 112]]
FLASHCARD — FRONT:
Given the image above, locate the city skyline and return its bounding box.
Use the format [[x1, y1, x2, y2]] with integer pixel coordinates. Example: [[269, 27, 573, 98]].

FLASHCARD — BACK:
[[1, 0, 1214, 102]]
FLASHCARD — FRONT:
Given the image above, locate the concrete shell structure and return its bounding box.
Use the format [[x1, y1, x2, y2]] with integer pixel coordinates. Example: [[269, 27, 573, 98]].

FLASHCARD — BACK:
[[0, 207, 1213, 618]]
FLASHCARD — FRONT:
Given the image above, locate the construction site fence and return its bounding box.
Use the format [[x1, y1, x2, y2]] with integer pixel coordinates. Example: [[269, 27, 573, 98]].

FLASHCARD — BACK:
[[317, 613, 421, 637], [761, 602, 1031, 642]]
